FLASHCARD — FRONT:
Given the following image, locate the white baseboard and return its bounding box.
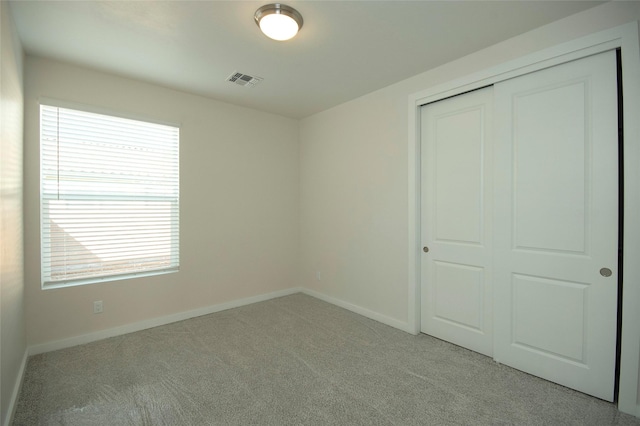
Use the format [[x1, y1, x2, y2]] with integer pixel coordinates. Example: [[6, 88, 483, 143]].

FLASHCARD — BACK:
[[28, 287, 302, 356], [27, 286, 412, 356], [4, 349, 28, 426], [300, 288, 412, 333]]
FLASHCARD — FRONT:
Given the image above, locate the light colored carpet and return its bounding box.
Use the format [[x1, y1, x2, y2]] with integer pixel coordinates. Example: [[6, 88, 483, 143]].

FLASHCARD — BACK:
[[13, 293, 640, 425]]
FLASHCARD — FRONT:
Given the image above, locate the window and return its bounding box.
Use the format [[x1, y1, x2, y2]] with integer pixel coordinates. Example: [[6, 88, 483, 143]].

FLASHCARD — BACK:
[[40, 104, 179, 288]]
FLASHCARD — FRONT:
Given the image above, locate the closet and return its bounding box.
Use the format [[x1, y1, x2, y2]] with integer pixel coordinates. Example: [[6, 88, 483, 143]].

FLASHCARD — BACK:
[[420, 50, 619, 401]]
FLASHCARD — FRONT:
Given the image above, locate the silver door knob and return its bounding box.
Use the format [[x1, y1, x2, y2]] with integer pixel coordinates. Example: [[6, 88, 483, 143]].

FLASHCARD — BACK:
[[423, 246, 429, 253], [600, 268, 612, 277]]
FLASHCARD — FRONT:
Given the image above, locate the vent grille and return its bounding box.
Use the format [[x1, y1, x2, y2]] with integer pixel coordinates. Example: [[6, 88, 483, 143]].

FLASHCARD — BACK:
[[227, 72, 263, 88]]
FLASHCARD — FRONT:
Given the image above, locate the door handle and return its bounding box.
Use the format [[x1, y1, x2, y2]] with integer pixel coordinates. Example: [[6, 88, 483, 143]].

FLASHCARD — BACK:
[[423, 246, 429, 253], [600, 268, 612, 277]]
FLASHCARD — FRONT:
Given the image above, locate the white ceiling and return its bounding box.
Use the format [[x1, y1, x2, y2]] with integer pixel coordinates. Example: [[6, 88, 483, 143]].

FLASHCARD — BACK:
[[9, 1, 603, 119]]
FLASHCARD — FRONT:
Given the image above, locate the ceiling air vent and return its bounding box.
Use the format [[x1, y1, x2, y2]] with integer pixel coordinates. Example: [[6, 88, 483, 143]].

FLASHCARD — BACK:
[[227, 72, 263, 88]]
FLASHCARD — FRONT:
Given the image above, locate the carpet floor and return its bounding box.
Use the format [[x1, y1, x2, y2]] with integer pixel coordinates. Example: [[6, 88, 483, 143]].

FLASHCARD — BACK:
[[12, 293, 640, 425]]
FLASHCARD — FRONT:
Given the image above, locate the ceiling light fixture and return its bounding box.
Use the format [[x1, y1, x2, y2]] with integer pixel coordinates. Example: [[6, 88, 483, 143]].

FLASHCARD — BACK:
[[254, 3, 303, 41]]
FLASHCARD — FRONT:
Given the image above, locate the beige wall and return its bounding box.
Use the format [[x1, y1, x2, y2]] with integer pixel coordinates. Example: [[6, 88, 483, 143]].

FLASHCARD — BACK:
[[1, 1, 26, 424], [23, 57, 300, 346]]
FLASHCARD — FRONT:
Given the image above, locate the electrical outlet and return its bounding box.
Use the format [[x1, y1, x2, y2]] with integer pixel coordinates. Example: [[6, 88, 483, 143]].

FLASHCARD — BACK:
[[316, 271, 321, 281], [93, 300, 103, 314]]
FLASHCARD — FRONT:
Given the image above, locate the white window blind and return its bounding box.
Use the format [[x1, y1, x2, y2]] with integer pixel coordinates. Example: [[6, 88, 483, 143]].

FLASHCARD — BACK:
[[40, 104, 179, 287]]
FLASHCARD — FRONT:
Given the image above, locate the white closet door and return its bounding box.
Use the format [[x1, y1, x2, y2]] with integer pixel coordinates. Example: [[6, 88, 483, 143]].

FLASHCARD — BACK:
[[420, 87, 494, 356], [493, 51, 619, 401]]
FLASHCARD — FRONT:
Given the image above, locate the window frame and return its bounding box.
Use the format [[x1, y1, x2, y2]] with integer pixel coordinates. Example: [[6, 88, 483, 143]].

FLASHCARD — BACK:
[[39, 99, 181, 289]]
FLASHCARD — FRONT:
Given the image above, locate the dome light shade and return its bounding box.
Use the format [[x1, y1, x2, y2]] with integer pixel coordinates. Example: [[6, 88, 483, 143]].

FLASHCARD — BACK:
[[255, 4, 303, 41]]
